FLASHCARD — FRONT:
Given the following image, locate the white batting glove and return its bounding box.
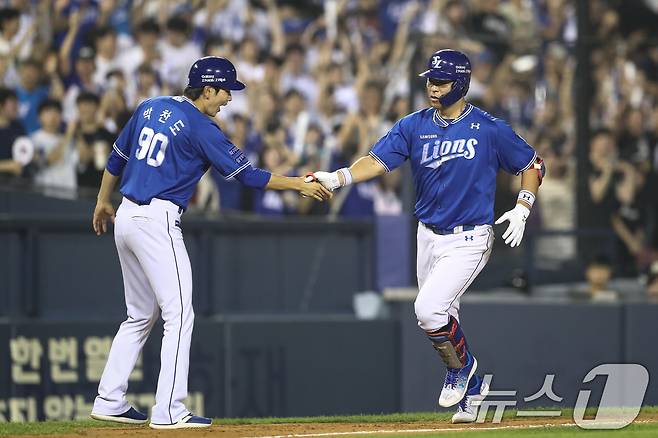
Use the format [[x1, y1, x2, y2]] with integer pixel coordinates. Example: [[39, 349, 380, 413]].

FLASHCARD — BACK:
[[305, 171, 342, 191], [495, 204, 530, 247]]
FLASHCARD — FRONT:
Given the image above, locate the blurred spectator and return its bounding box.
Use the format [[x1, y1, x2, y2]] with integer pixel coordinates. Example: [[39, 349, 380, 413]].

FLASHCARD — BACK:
[[260, 121, 298, 175], [618, 109, 651, 166], [92, 26, 121, 90], [373, 170, 402, 215], [611, 160, 648, 277], [212, 114, 255, 213], [130, 63, 162, 106], [0, 7, 34, 87], [281, 89, 309, 152], [280, 43, 317, 107], [117, 18, 162, 83], [61, 46, 101, 122], [320, 62, 358, 114], [98, 72, 130, 135], [0, 86, 28, 177], [15, 58, 49, 133], [338, 80, 388, 162], [235, 36, 265, 84], [159, 15, 202, 92], [31, 99, 76, 192], [469, 0, 512, 63], [336, 182, 376, 218], [587, 129, 620, 230], [582, 255, 618, 303], [73, 92, 112, 189], [253, 148, 292, 216], [252, 121, 299, 215], [193, 0, 257, 45]]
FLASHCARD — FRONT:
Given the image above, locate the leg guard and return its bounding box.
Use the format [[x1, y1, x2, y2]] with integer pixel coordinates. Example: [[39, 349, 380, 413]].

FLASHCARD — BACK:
[[426, 315, 469, 368]]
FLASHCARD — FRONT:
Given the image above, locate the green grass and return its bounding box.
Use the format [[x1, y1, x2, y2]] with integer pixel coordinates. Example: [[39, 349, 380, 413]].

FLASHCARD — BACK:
[[1, 406, 657, 436]]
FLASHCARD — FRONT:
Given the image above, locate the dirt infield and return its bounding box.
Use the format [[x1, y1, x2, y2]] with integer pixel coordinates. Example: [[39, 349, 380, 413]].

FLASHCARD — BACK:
[[15, 413, 658, 438]]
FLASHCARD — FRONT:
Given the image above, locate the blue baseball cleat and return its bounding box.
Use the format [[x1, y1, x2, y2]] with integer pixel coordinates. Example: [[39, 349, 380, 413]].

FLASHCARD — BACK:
[[452, 374, 490, 423], [150, 413, 212, 429], [439, 351, 477, 407], [90, 406, 148, 424]]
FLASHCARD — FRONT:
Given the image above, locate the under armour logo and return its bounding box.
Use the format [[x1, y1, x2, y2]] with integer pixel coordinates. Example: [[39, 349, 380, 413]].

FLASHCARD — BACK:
[[470, 123, 480, 130], [465, 235, 474, 241], [522, 193, 531, 200]]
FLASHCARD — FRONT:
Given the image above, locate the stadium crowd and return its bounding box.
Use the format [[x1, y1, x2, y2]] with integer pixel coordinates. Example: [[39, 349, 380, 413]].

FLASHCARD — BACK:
[[0, 0, 657, 279]]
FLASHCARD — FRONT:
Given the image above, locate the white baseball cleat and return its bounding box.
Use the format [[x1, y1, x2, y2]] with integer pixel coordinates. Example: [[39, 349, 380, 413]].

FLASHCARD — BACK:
[[439, 352, 477, 407], [150, 413, 212, 429], [451, 375, 490, 424]]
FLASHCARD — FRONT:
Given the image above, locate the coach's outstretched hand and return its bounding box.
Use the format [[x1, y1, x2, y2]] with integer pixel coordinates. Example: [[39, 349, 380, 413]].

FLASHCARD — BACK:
[[93, 200, 116, 236], [495, 204, 530, 247]]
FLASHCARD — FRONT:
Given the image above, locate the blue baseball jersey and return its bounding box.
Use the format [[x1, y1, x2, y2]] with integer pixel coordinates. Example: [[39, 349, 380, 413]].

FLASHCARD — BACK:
[[106, 96, 270, 209], [370, 104, 536, 229]]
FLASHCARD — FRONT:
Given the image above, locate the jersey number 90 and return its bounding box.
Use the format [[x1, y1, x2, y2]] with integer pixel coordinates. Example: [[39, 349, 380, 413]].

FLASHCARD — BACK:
[[136, 126, 168, 167]]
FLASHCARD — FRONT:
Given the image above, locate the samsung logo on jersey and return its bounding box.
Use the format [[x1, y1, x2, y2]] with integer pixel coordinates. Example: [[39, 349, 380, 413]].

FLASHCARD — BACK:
[[419, 134, 438, 139], [421, 138, 477, 169]]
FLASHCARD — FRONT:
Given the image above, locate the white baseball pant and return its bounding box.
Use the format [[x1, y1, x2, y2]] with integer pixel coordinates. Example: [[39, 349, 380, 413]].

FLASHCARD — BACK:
[[414, 223, 494, 331], [93, 197, 194, 424]]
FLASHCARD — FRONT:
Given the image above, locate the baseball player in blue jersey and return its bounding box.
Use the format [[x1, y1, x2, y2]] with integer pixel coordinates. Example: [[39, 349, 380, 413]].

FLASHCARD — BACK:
[[90, 56, 331, 429], [309, 49, 545, 423]]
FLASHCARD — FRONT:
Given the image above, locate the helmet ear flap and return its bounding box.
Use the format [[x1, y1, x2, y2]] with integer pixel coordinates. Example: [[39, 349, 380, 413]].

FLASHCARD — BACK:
[[458, 77, 468, 93], [438, 76, 468, 107]]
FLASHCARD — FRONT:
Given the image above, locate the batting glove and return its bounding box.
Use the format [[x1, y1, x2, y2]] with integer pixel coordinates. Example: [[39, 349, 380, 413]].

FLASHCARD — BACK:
[[495, 204, 530, 247], [305, 170, 344, 191]]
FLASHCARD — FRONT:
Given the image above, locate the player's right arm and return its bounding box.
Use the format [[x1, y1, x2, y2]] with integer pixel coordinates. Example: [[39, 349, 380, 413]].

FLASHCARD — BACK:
[[92, 103, 143, 236], [309, 155, 387, 190], [92, 169, 120, 236], [309, 115, 411, 190]]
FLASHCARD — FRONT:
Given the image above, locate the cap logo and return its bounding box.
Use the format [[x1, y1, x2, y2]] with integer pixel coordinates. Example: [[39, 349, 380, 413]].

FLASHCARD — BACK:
[[431, 56, 442, 68]]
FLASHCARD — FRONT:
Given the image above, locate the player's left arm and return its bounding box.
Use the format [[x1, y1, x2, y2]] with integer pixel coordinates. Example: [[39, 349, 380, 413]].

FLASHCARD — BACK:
[[518, 155, 545, 208], [495, 156, 546, 247]]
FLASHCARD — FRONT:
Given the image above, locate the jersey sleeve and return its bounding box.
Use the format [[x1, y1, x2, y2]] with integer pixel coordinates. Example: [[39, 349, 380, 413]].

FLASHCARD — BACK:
[[369, 116, 412, 172], [494, 119, 537, 175], [106, 106, 141, 176], [196, 121, 254, 180]]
